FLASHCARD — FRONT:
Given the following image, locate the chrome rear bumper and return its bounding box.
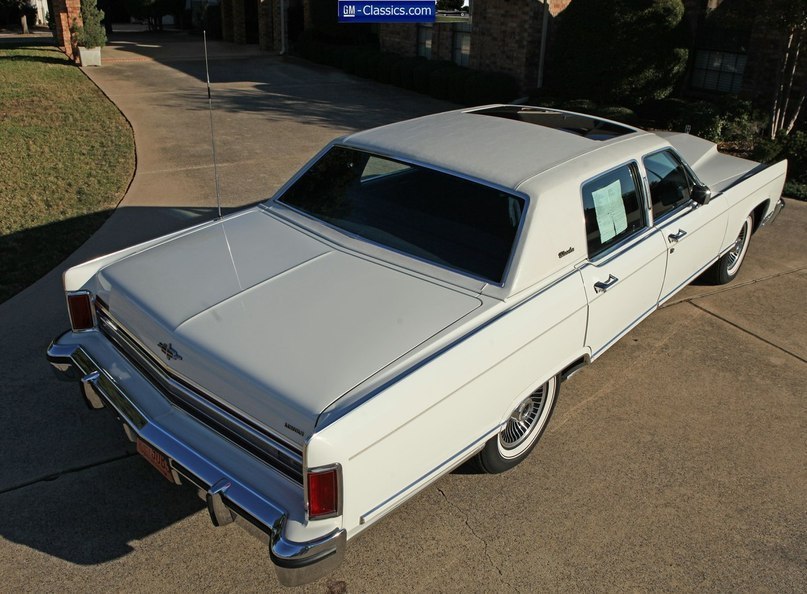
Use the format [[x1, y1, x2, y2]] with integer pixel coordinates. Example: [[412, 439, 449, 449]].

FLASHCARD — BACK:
[[48, 331, 345, 587]]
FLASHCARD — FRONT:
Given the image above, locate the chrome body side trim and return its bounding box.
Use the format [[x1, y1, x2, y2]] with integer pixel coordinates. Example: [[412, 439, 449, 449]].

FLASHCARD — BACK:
[[316, 267, 585, 429], [359, 425, 494, 526], [47, 335, 345, 587], [657, 253, 721, 306], [590, 302, 658, 360]]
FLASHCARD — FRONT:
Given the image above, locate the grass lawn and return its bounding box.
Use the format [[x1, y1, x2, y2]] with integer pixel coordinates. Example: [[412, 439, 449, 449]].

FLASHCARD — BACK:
[[0, 44, 134, 303]]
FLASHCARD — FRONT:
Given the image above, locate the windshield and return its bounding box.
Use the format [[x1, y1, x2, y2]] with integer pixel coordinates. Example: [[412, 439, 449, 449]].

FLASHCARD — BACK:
[[277, 146, 525, 283]]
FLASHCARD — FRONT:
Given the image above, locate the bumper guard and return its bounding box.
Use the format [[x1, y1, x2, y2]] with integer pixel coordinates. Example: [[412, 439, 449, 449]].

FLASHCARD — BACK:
[[48, 332, 345, 587]]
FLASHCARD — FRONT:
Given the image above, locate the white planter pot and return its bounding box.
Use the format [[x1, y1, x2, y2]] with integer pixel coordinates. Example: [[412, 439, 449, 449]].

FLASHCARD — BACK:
[[78, 46, 102, 67]]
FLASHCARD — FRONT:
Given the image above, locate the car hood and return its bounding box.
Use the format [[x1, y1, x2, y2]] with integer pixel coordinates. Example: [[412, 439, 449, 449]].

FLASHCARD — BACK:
[[89, 208, 482, 444]]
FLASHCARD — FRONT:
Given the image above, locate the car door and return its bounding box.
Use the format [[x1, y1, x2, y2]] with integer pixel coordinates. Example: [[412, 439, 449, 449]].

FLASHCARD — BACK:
[[642, 149, 728, 304], [578, 162, 668, 359]]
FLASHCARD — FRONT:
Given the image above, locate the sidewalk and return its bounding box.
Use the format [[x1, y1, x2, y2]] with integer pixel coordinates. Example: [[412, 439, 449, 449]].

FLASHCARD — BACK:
[[0, 25, 54, 45], [0, 29, 804, 592]]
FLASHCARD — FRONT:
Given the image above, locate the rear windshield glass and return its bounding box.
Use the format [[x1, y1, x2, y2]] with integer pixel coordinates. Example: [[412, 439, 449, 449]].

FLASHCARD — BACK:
[[277, 146, 525, 283]]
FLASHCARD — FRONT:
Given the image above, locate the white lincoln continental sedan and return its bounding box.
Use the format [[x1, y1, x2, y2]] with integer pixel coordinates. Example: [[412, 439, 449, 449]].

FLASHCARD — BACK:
[[48, 106, 786, 585]]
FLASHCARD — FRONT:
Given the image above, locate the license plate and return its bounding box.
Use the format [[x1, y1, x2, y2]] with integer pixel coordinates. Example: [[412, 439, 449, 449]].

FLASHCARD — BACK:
[[136, 438, 180, 484]]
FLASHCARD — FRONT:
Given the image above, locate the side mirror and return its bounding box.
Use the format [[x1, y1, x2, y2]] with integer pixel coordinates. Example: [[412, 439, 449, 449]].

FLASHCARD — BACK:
[[692, 184, 712, 205]]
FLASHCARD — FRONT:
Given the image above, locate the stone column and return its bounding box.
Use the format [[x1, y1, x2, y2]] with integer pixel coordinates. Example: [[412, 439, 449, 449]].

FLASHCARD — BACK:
[[272, 0, 282, 52], [259, 0, 273, 51], [232, 0, 246, 44], [221, 0, 234, 42], [52, 0, 82, 60]]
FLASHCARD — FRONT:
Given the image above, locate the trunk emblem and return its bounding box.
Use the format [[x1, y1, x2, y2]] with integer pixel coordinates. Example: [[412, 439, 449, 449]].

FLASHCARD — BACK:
[[158, 342, 183, 361]]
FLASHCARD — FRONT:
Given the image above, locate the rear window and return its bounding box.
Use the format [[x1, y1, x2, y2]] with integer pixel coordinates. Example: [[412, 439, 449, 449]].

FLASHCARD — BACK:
[[278, 146, 525, 283]]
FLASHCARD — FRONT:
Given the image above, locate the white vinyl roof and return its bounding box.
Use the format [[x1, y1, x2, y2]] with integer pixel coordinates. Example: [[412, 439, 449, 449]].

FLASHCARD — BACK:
[[342, 106, 657, 191]]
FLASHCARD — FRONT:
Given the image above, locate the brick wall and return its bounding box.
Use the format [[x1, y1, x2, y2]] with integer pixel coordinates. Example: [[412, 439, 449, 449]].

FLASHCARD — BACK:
[[221, 0, 234, 42], [379, 24, 417, 57], [433, 23, 453, 61], [52, 0, 82, 60], [376, 0, 552, 92], [259, 0, 273, 51], [470, 0, 544, 90], [232, 0, 246, 43]]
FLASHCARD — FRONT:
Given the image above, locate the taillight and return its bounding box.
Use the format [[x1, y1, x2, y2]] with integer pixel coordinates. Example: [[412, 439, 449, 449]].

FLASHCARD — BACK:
[[67, 291, 95, 331], [307, 465, 340, 520]]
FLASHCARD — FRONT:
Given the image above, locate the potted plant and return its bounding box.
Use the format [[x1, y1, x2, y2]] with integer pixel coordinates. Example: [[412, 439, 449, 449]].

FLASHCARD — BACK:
[[71, 1, 107, 67]]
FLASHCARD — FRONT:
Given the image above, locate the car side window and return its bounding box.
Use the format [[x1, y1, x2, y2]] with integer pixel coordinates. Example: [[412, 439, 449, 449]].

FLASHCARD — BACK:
[[643, 150, 693, 220], [582, 163, 646, 259]]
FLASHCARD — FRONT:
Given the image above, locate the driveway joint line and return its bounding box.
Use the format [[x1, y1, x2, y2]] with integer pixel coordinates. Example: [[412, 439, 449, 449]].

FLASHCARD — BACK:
[[661, 265, 807, 307], [685, 301, 806, 364], [139, 157, 274, 175], [0, 453, 137, 497]]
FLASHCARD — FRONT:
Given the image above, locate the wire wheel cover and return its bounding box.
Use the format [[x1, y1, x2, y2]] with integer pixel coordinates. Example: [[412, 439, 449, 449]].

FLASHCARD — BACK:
[[500, 384, 548, 450], [727, 219, 750, 274]]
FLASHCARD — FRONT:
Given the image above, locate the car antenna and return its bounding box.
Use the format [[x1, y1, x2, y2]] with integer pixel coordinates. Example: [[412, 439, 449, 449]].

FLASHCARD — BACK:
[[203, 30, 222, 220]]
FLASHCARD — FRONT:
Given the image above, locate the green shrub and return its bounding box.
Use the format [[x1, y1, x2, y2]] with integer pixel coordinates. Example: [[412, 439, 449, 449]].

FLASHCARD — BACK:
[[443, 66, 474, 104], [71, 1, 107, 48], [462, 71, 518, 105], [676, 101, 724, 141], [551, 0, 688, 105], [784, 180, 807, 200], [428, 64, 461, 100], [753, 131, 807, 197], [412, 59, 454, 94], [522, 93, 562, 109], [563, 99, 599, 113], [594, 106, 640, 126], [778, 131, 807, 181], [751, 137, 784, 165], [366, 50, 389, 80], [635, 97, 688, 128], [375, 52, 403, 84], [390, 57, 425, 90], [352, 48, 381, 78], [339, 46, 364, 74]]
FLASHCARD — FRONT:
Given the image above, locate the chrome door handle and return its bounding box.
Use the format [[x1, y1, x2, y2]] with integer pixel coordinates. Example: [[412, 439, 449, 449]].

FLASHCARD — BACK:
[[593, 274, 619, 294], [668, 229, 688, 243]]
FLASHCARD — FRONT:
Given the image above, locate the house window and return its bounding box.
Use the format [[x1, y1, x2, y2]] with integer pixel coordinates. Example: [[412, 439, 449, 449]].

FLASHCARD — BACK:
[[453, 23, 471, 66], [417, 24, 433, 59], [691, 50, 746, 93]]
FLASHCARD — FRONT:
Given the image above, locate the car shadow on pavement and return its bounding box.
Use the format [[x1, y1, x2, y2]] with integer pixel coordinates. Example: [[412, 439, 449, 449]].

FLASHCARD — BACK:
[[0, 455, 205, 564], [0, 203, 261, 563]]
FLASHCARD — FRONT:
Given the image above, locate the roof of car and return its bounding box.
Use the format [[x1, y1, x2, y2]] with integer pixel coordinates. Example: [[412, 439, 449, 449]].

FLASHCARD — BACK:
[[342, 105, 662, 190]]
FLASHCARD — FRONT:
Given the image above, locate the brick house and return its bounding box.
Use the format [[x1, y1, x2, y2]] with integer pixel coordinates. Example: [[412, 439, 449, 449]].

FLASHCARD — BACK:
[[52, 0, 797, 111], [378, 1, 571, 93]]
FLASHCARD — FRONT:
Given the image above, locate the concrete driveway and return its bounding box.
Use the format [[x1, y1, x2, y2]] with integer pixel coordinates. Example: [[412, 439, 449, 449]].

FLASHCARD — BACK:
[[0, 30, 804, 592]]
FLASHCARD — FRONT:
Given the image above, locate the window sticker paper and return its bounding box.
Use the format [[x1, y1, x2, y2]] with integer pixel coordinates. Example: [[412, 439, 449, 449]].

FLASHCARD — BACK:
[[592, 180, 628, 243]]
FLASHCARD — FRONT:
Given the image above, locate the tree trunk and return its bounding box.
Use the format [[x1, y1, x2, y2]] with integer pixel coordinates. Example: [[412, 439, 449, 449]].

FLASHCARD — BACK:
[[21, 14, 29, 34], [785, 87, 806, 134], [771, 31, 793, 139], [778, 28, 803, 135]]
